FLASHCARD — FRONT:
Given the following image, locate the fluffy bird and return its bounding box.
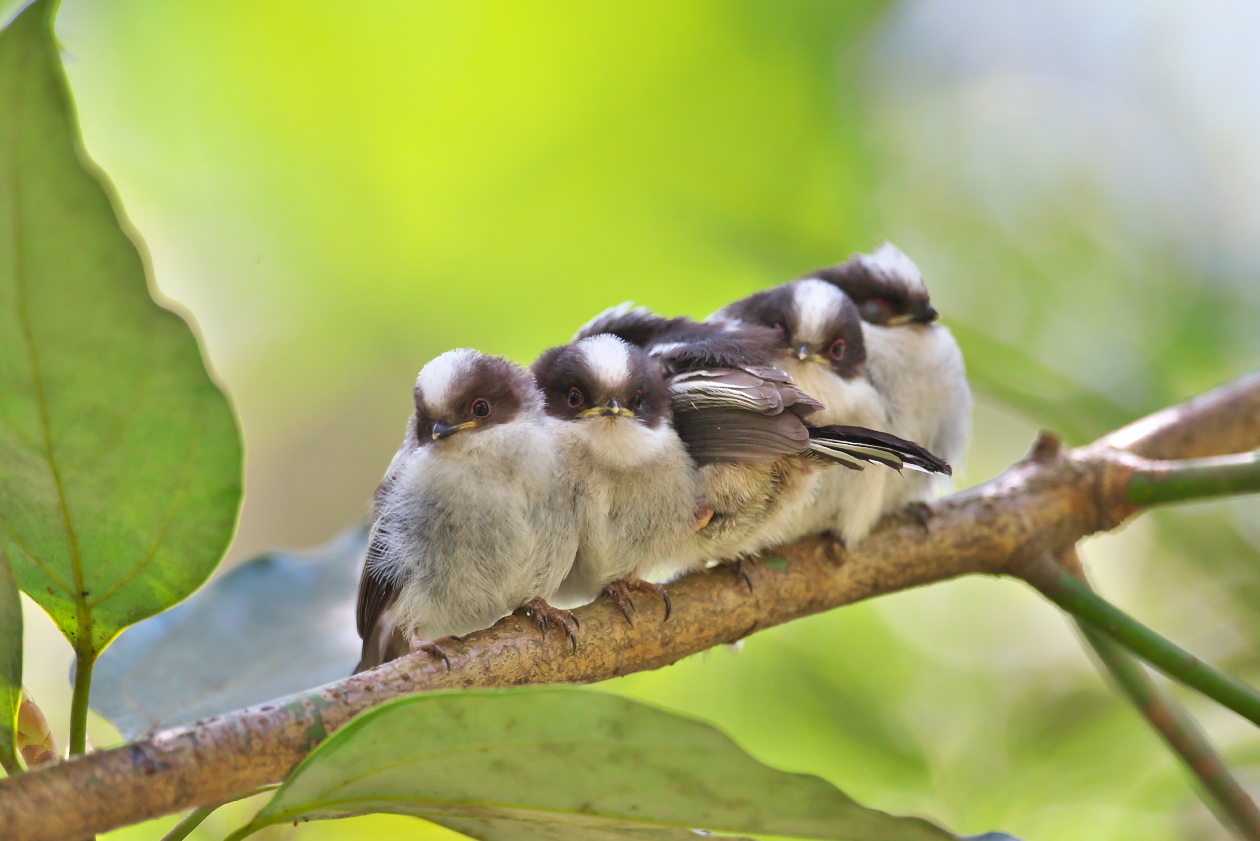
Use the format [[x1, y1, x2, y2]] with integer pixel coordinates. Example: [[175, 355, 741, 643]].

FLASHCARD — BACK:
[[800, 243, 971, 514], [531, 334, 703, 617], [354, 349, 579, 672], [710, 243, 971, 541], [569, 308, 950, 588], [708, 284, 893, 545]]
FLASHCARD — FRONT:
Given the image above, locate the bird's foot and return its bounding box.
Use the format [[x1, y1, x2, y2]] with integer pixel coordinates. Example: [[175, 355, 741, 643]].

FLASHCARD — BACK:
[[407, 636, 453, 671], [903, 501, 933, 533], [821, 529, 849, 564], [822, 528, 849, 550], [514, 598, 580, 652], [602, 578, 672, 624], [722, 557, 755, 592]]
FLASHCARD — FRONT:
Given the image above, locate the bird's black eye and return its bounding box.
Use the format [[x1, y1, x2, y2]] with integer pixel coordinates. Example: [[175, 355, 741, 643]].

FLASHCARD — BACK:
[[631, 389, 644, 410], [828, 338, 846, 361], [472, 398, 491, 418], [859, 299, 893, 324], [568, 387, 585, 408]]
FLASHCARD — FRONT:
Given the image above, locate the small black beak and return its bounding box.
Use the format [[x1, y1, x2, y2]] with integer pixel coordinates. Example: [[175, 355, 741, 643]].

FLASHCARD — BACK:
[[796, 345, 811, 361], [432, 421, 477, 440], [913, 304, 939, 324]]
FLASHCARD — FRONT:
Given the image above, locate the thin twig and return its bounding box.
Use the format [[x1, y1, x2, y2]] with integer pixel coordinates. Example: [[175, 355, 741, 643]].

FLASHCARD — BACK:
[[1059, 548, 1260, 841], [68, 650, 95, 758], [158, 785, 279, 841], [1018, 549, 1260, 727], [1127, 451, 1260, 506]]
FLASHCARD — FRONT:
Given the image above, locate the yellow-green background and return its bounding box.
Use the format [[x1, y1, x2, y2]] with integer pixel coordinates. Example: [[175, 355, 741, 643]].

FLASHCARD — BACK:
[[9, 0, 1260, 839]]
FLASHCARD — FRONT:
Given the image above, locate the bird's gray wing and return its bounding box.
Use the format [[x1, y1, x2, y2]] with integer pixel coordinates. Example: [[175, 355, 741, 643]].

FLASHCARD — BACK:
[[354, 529, 402, 672], [668, 367, 821, 465]]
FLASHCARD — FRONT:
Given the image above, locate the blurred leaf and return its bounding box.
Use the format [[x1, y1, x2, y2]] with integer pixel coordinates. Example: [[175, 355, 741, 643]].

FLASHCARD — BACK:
[[0, 543, 18, 773], [1148, 508, 1260, 663], [228, 688, 954, 841], [93, 529, 364, 740], [0, 0, 242, 656], [949, 321, 1136, 445]]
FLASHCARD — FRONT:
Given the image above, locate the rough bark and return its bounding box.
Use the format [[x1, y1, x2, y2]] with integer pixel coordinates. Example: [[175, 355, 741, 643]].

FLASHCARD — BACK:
[[2, 371, 1258, 841]]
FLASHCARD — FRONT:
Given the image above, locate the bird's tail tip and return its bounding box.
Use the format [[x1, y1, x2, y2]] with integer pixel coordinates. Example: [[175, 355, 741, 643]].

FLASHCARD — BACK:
[[807, 424, 951, 475]]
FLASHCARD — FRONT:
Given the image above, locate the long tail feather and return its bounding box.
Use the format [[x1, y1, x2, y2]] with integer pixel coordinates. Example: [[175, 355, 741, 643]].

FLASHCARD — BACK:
[[806, 424, 952, 475]]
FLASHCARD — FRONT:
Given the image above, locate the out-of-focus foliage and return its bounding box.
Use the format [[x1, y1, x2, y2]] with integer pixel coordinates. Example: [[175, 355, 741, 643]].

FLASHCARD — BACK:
[[229, 688, 954, 841], [0, 0, 241, 658], [93, 530, 363, 740], [0, 0, 1245, 840]]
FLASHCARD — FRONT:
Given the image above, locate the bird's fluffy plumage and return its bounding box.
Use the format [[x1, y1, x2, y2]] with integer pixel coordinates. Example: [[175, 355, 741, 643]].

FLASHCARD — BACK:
[[577, 306, 950, 576], [354, 349, 577, 671], [533, 334, 702, 605], [802, 243, 972, 510]]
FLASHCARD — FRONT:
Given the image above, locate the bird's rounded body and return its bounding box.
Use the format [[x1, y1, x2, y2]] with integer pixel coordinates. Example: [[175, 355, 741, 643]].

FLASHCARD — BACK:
[[862, 321, 970, 511], [776, 354, 892, 545], [551, 413, 700, 606], [355, 348, 578, 671], [374, 418, 577, 640]]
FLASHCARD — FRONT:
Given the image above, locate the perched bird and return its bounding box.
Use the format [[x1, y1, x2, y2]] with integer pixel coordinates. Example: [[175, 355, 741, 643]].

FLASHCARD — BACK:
[[798, 243, 971, 514], [531, 334, 703, 618], [571, 308, 950, 588], [708, 284, 894, 545], [709, 242, 971, 540], [354, 349, 579, 672]]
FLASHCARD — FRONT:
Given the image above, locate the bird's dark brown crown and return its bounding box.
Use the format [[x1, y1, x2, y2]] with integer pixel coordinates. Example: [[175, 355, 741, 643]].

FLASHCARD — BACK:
[[806, 255, 936, 326], [715, 285, 868, 380], [532, 336, 671, 427], [412, 354, 531, 444]]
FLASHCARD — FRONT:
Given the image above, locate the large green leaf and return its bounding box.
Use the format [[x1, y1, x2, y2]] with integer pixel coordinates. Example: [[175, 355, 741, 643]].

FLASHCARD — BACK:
[[0, 543, 19, 774], [0, 0, 242, 656], [228, 688, 953, 841]]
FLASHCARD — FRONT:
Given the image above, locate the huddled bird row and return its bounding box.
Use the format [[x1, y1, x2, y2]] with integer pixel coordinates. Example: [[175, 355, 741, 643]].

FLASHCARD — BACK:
[[354, 243, 972, 671]]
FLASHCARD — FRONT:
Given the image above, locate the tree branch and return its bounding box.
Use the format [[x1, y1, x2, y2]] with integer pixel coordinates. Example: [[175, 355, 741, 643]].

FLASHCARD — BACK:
[[2, 371, 1259, 841]]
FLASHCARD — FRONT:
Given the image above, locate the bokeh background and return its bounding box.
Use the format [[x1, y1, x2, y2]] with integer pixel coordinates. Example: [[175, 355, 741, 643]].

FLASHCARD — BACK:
[[8, 0, 1260, 838]]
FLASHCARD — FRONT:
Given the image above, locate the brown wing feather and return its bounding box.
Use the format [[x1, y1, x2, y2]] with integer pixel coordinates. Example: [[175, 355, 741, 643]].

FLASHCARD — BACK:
[[673, 408, 809, 465], [355, 530, 399, 639], [669, 366, 822, 465]]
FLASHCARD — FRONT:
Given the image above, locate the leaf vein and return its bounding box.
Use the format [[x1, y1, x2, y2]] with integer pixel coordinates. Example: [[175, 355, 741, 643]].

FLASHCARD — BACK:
[[87, 403, 204, 609]]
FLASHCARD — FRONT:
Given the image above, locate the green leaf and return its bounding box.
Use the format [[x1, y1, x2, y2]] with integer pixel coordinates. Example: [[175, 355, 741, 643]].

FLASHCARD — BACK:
[[92, 530, 364, 740], [0, 543, 20, 775], [228, 687, 953, 841], [0, 0, 242, 657]]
